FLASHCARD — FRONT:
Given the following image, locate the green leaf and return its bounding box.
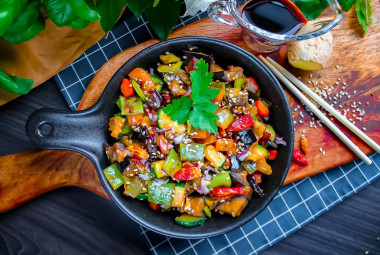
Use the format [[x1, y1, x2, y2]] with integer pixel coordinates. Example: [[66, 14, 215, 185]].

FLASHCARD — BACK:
[[338, 0, 356, 11], [355, 0, 372, 35], [3, 1, 40, 34], [163, 96, 193, 124], [2, 1, 44, 44], [189, 106, 219, 133], [69, 0, 100, 22], [293, 0, 328, 20], [194, 101, 219, 114], [0, 70, 33, 94], [96, 0, 127, 33], [0, 6, 15, 36], [2, 18, 44, 44], [44, 0, 78, 27], [145, 0, 181, 40], [67, 17, 89, 30], [190, 59, 220, 104], [126, 0, 154, 20]]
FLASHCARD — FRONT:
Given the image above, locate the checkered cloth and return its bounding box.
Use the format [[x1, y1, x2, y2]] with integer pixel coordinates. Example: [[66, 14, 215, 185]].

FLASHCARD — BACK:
[[54, 9, 380, 255]]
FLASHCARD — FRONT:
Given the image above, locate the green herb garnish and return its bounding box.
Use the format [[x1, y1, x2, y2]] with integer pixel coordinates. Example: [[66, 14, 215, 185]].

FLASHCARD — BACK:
[[163, 59, 220, 134]]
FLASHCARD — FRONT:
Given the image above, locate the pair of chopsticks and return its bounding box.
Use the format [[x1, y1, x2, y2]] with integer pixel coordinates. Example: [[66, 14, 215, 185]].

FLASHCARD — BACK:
[[259, 56, 380, 165]]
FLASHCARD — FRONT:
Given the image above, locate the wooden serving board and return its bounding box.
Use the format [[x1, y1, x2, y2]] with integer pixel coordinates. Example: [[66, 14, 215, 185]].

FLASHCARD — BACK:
[[0, 5, 379, 213]]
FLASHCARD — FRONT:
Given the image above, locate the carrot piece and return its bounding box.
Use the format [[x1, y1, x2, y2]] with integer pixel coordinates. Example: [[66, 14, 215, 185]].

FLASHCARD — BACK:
[[211, 88, 224, 105], [189, 128, 209, 139], [157, 135, 170, 154], [120, 79, 134, 97], [199, 134, 217, 145], [127, 114, 143, 126], [215, 139, 235, 151], [128, 68, 155, 92], [255, 100, 269, 117], [149, 202, 161, 211]]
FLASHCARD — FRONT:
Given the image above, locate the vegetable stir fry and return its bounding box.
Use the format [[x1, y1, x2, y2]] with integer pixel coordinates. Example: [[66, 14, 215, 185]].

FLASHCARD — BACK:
[[103, 47, 286, 228]]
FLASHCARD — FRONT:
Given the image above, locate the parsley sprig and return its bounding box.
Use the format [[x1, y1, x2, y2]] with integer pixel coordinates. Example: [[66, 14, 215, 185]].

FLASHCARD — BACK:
[[163, 59, 220, 134]]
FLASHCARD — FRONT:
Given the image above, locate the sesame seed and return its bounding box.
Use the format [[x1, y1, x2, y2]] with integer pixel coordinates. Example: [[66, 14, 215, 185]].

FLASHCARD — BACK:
[[363, 127, 367, 131], [335, 65, 340, 69]]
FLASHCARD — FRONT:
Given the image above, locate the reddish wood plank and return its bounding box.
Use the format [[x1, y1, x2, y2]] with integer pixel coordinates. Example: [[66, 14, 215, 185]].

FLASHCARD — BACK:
[[0, 5, 378, 212]]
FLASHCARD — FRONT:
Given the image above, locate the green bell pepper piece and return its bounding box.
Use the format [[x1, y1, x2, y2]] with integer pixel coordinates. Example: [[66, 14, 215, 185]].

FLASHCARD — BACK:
[[157, 61, 182, 73], [242, 161, 257, 174], [208, 171, 232, 189], [131, 79, 147, 102], [210, 81, 225, 90], [234, 78, 246, 89], [180, 143, 206, 161], [124, 176, 148, 198], [136, 193, 148, 200], [203, 205, 212, 218], [103, 163, 124, 190], [148, 182, 175, 205], [149, 73, 164, 85], [163, 148, 182, 177]]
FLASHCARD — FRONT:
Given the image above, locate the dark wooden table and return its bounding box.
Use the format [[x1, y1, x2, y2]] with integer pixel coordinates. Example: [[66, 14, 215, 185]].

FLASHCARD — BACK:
[[0, 80, 379, 254]]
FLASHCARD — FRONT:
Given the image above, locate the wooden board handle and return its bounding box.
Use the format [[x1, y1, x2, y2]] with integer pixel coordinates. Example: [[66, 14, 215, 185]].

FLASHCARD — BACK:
[[0, 149, 108, 213]]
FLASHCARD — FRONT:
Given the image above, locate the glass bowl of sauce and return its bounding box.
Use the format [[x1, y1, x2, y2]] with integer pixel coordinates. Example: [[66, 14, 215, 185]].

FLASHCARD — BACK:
[[208, 0, 343, 52]]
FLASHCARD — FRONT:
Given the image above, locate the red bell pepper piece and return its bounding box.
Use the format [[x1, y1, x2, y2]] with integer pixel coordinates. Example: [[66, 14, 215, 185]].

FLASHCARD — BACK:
[[259, 131, 271, 147], [226, 114, 255, 132], [212, 187, 244, 198], [149, 202, 161, 211], [255, 100, 269, 117], [235, 182, 252, 196], [120, 78, 134, 97], [173, 166, 201, 181], [267, 150, 278, 160], [161, 93, 172, 106], [247, 77, 260, 92], [292, 148, 308, 165], [251, 172, 262, 184], [218, 127, 230, 138]]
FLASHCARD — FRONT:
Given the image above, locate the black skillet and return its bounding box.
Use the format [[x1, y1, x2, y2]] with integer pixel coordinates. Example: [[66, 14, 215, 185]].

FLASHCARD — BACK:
[[26, 36, 294, 239]]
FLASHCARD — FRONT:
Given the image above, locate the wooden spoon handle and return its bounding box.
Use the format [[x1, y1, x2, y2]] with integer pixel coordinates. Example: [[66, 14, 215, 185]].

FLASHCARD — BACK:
[[0, 149, 108, 213]]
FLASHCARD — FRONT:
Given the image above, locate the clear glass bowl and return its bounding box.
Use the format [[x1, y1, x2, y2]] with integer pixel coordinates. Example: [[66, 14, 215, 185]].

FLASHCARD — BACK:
[[208, 0, 343, 53]]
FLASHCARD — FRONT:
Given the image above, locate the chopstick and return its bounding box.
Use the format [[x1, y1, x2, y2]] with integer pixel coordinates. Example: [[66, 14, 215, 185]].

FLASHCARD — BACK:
[[259, 55, 372, 165], [266, 57, 380, 154]]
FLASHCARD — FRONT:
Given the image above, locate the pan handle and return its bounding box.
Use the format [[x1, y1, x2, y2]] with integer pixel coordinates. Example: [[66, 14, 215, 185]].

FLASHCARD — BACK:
[[26, 108, 107, 161]]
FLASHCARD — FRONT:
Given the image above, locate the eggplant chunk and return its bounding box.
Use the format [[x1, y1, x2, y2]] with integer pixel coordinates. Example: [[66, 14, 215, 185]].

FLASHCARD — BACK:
[[182, 50, 213, 67], [230, 155, 242, 171], [238, 129, 257, 149], [215, 196, 248, 217], [213, 71, 229, 82]]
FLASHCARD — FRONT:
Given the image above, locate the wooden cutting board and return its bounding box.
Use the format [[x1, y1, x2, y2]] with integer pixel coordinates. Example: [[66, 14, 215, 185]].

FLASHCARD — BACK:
[[0, 5, 379, 213]]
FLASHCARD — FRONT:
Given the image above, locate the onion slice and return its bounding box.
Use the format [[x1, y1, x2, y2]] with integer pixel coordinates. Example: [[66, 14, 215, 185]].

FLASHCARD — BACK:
[[156, 128, 172, 133], [237, 150, 251, 161], [173, 133, 185, 144], [205, 166, 220, 173], [275, 135, 287, 146]]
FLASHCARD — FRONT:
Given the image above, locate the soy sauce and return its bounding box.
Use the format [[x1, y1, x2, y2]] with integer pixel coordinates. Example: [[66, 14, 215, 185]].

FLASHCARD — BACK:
[[242, 0, 307, 35]]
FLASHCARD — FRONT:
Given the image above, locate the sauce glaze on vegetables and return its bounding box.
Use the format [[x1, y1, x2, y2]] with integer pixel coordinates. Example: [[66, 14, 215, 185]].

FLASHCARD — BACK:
[[103, 47, 285, 227]]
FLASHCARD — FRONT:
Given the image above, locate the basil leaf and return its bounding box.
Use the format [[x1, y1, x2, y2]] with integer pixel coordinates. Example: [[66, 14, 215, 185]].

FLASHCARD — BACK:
[[67, 17, 89, 30], [96, 0, 127, 32], [2, 1, 44, 44], [145, 0, 181, 40], [0, 70, 33, 95], [69, 0, 100, 22], [3, 1, 40, 35], [0, 6, 15, 36], [338, 0, 356, 11], [44, 0, 78, 27], [293, 0, 328, 20], [125, 0, 154, 20], [2, 18, 44, 44]]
